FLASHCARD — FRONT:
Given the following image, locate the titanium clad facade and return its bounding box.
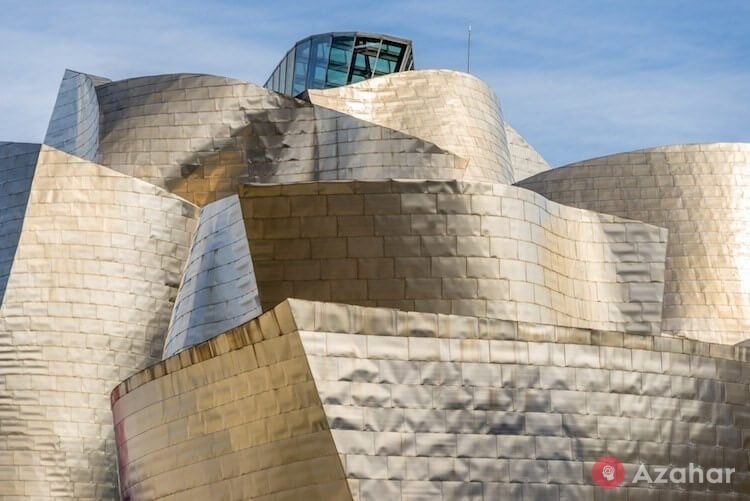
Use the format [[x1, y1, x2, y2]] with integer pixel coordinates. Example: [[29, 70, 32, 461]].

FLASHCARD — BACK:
[[2, 29, 749, 501], [308, 70, 514, 184], [112, 301, 350, 500], [44, 70, 109, 162], [518, 144, 750, 345], [0, 146, 197, 499], [0, 143, 39, 305], [504, 123, 551, 183], [95, 73, 269, 205], [91, 72, 481, 206], [239, 179, 667, 334], [113, 300, 750, 499], [163, 194, 262, 358]]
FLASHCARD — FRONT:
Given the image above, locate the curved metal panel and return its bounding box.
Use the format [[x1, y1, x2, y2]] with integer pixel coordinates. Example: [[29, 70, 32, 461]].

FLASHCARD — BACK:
[[163, 194, 261, 358], [113, 299, 750, 500], [96, 73, 264, 205], [308, 70, 514, 184], [240, 179, 667, 334], [0, 143, 39, 306], [94, 73, 469, 205], [112, 302, 351, 500], [44, 70, 107, 162], [518, 143, 750, 344], [505, 123, 551, 182], [0, 146, 197, 499]]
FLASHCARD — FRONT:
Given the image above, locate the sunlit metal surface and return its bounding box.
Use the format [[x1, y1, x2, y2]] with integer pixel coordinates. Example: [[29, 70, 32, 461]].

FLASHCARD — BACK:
[[163, 194, 262, 358], [308, 70, 514, 184], [240, 179, 667, 334], [0, 145, 197, 499], [113, 300, 351, 500], [44, 69, 531, 208], [4, 39, 749, 500], [92, 73, 471, 205], [505, 123, 551, 183], [113, 299, 750, 499], [518, 144, 750, 345]]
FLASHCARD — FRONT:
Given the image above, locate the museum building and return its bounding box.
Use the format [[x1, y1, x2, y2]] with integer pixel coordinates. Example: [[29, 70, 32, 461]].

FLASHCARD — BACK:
[[1, 32, 749, 500]]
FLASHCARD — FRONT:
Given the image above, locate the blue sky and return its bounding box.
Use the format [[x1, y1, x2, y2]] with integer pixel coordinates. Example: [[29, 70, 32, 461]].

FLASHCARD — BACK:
[[1, 0, 748, 166]]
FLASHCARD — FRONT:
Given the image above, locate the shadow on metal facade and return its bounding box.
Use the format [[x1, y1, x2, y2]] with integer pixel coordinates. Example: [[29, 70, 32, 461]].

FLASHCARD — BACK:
[[519, 144, 750, 345], [0, 146, 197, 499], [163, 194, 262, 358], [0, 31, 748, 501], [239, 179, 667, 334], [113, 299, 750, 499]]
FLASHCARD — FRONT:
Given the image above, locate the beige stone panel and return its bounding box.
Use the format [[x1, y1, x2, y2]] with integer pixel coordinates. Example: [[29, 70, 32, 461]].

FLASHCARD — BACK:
[[518, 143, 750, 344]]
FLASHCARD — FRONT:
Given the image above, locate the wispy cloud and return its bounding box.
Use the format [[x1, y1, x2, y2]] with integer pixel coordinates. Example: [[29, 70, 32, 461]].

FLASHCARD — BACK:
[[1, 0, 748, 165]]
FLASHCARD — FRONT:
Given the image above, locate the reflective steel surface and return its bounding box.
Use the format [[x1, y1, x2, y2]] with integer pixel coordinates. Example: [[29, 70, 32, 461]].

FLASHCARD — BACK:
[[519, 144, 750, 345], [113, 299, 750, 499], [1, 38, 748, 500], [308, 70, 514, 184], [0, 143, 39, 305], [163, 194, 262, 358], [113, 300, 351, 500], [93, 73, 477, 204], [44, 70, 109, 163], [240, 179, 667, 334], [43, 68, 540, 209], [505, 123, 551, 183], [0, 146, 197, 499]]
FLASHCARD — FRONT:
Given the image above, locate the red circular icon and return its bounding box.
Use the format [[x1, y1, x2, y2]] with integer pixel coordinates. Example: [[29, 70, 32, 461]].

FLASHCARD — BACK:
[[592, 457, 625, 489]]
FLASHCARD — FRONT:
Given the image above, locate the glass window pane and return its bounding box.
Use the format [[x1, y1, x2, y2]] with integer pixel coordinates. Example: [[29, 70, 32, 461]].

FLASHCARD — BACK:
[[292, 40, 311, 95], [374, 41, 405, 76], [404, 52, 414, 71], [278, 55, 286, 94], [326, 35, 354, 87], [374, 57, 396, 74], [306, 35, 331, 90], [268, 34, 412, 93], [284, 50, 294, 94], [349, 37, 381, 82]]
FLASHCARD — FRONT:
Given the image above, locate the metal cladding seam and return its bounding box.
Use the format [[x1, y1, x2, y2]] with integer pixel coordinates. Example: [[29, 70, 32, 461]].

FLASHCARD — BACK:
[[518, 143, 750, 345]]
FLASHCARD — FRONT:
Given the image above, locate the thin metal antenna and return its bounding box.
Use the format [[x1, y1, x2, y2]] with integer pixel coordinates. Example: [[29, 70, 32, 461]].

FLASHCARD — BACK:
[[467, 24, 472, 73]]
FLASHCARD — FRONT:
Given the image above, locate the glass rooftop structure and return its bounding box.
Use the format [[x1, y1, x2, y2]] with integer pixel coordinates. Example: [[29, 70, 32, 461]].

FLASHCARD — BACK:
[[264, 32, 414, 97]]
